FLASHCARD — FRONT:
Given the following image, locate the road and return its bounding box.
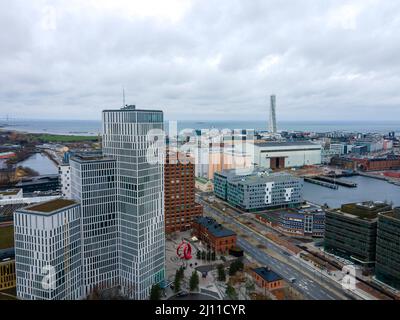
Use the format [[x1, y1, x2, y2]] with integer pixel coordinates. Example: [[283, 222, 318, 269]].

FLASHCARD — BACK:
[[197, 196, 350, 300]]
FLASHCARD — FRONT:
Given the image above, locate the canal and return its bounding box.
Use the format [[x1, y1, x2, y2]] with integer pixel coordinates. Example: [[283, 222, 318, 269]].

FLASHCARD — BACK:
[[18, 153, 59, 175], [304, 175, 400, 207]]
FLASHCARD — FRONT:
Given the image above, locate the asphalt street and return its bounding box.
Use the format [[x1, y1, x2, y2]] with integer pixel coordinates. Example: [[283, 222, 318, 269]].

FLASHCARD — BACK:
[[198, 198, 347, 300]]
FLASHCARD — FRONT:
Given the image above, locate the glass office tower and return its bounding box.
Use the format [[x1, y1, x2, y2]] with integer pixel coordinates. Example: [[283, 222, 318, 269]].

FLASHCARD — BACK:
[[102, 105, 165, 299]]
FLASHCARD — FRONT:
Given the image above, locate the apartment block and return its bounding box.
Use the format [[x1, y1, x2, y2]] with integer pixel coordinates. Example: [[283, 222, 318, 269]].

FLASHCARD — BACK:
[[164, 151, 202, 233]]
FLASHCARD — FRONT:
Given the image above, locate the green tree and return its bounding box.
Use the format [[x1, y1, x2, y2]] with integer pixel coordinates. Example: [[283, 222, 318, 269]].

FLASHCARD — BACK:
[[236, 260, 244, 271], [150, 284, 162, 300], [245, 280, 255, 294], [206, 251, 211, 261], [174, 270, 182, 293], [189, 271, 200, 292], [201, 251, 206, 260], [217, 264, 226, 282], [225, 284, 237, 300], [229, 260, 244, 276], [196, 250, 201, 259], [211, 251, 216, 261], [178, 266, 185, 280]]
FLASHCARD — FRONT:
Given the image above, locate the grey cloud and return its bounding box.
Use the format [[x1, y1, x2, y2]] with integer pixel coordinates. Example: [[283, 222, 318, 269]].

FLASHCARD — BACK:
[[0, 0, 400, 121]]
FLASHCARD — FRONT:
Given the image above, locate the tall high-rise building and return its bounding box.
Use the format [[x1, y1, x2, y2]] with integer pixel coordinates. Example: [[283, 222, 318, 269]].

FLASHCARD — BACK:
[[269, 94, 277, 133], [14, 199, 83, 300], [164, 150, 203, 233], [70, 153, 118, 297], [14, 105, 165, 300], [102, 105, 165, 300]]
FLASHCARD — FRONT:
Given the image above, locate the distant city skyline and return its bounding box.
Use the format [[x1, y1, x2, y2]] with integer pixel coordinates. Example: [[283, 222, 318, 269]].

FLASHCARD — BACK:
[[2, 1, 400, 121]]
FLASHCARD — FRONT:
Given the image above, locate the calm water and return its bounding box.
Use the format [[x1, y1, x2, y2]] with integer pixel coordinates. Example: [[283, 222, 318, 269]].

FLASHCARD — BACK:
[[18, 153, 59, 175], [303, 175, 400, 207], [1, 119, 400, 135]]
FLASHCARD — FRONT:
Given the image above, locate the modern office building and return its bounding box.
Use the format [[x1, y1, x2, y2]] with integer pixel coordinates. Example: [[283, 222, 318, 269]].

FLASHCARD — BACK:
[[280, 205, 325, 237], [255, 204, 325, 238], [164, 151, 203, 233], [14, 199, 82, 300], [192, 216, 237, 253], [70, 153, 118, 297], [214, 168, 303, 211], [59, 164, 71, 198], [102, 105, 165, 300], [375, 207, 400, 290], [324, 201, 391, 268], [253, 141, 322, 169], [214, 167, 259, 200]]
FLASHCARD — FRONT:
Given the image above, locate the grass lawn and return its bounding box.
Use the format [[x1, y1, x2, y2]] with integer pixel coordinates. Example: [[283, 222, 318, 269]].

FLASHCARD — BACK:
[[33, 134, 99, 143], [0, 225, 14, 249]]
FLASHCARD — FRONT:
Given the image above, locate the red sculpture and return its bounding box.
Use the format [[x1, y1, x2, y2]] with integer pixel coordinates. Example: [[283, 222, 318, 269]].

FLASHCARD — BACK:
[[176, 240, 192, 260]]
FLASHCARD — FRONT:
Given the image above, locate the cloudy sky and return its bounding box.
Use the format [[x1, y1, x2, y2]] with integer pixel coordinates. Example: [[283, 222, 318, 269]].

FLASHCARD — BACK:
[[1, 0, 400, 121]]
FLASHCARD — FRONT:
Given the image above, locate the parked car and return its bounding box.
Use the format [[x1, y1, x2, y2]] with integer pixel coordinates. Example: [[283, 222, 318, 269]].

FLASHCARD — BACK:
[[176, 291, 189, 297]]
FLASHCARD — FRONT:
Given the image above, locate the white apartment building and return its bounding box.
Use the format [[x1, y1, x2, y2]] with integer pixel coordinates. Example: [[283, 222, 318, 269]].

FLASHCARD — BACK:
[[14, 199, 82, 300]]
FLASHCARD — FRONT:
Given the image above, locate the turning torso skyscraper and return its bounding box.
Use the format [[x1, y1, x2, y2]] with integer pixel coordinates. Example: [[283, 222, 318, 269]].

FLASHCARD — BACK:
[[102, 105, 165, 300]]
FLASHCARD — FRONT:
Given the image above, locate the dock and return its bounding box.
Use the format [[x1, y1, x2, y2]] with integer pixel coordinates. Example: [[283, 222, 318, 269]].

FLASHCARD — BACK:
[[314, 176, 357, 188], [304, 178, 339, 189]]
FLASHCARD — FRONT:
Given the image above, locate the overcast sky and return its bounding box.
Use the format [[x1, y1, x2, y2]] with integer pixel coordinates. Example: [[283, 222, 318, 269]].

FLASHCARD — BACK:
[[1, 0, 400, 121]]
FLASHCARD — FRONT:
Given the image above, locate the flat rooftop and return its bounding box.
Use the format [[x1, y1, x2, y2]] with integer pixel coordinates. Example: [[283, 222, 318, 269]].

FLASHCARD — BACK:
[[24, 199, 78, 214], [332, 201, 392, 221], [71, 152, 115, 163], [216, 167, 271, 179], [379, 208, 400, 220], [254, 140, 320, 148], [229, 172, 300, 186], [0, 188, 21, 196]]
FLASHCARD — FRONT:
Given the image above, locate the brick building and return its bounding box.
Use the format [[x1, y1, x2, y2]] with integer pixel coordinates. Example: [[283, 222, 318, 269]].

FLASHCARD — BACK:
[[354, 156, 400, 171], [192, 216, 236, 253], [165, 151, 203, 233], [251, 267, 285, 299]]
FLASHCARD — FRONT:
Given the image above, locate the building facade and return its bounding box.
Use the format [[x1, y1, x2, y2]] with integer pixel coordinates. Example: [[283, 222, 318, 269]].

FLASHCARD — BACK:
[[14, 199, 82, 300], [192, 216, 236, 253], [214, 168, 303, 211], [324, 202, 391, 268], [251, 267, 284, 297], [253, 141, 322, 169], [280, 207, 325, 237], [70, 153, 118, 297], [164, 151, 203, 233], [376, 207, 400, 290], [102, 105, 165, 299]]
